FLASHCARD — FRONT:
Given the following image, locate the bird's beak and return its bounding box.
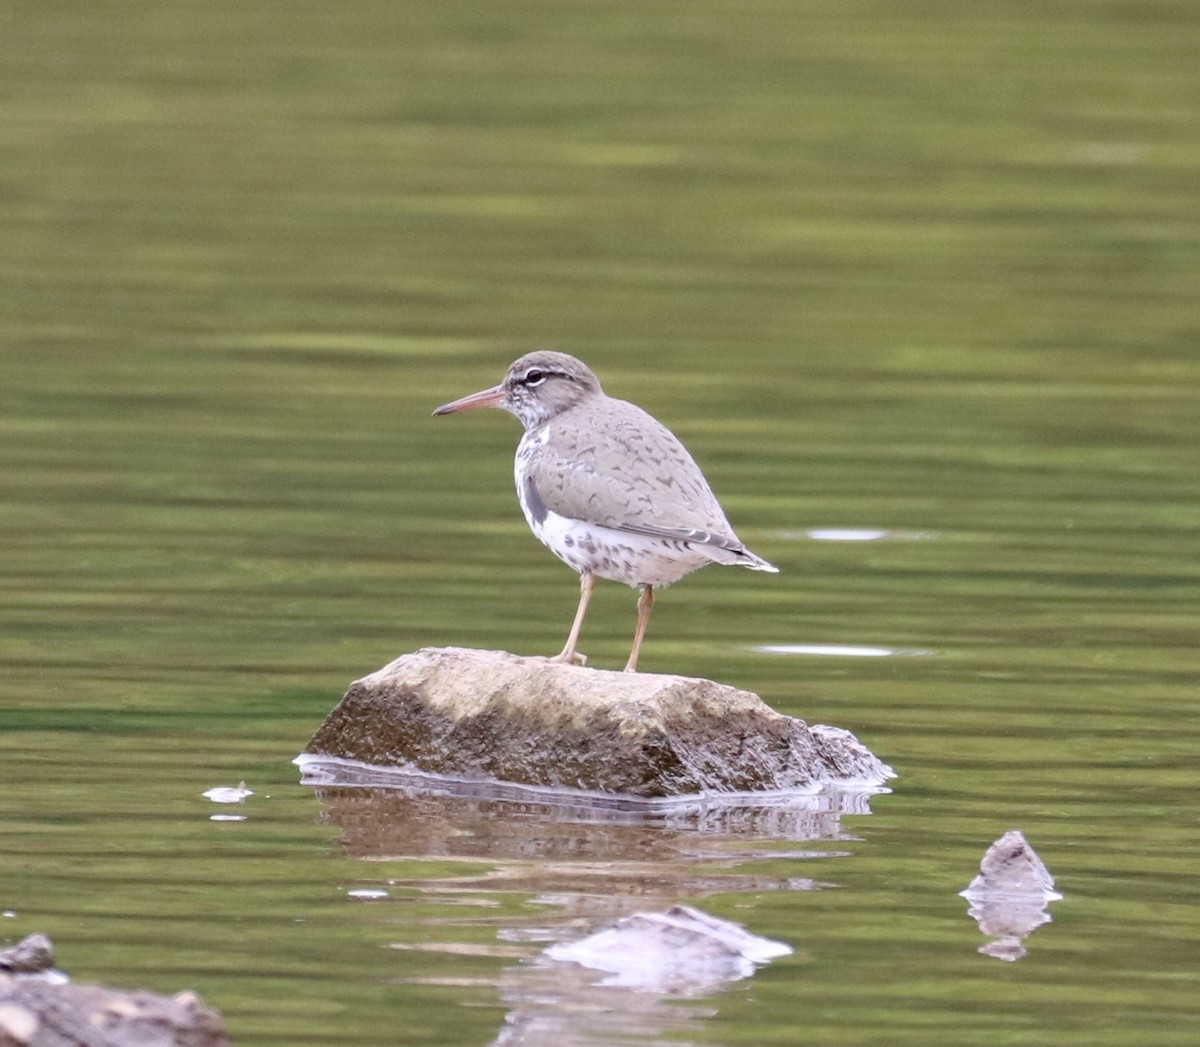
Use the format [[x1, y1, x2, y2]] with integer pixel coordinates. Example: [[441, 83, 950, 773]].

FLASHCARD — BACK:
[[432, 383, 506, 416]]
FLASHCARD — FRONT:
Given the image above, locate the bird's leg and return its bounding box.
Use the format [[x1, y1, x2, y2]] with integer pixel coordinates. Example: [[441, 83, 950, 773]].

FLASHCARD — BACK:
[[624, 584, 654, 673], [549, 571, 593, 666]]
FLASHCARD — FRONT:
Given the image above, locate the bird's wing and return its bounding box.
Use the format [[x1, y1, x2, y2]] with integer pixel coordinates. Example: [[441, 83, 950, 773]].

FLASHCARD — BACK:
[[523, 397, 745, 553]]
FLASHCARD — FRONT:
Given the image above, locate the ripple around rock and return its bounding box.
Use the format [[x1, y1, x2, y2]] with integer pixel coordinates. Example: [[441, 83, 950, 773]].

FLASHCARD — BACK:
[[303, 647, 895, 799]]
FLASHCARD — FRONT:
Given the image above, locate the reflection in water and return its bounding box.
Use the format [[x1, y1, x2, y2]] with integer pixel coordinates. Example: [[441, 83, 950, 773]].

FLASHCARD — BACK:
[[758, 643, 896, 657], [300, 756, 884, 874], [960, 830, 1062, 962], [773, 528, 937, 542], [964, 895, 1055, 963], [493, 960, 722, 1047], [301, 758, 884, 1045], [754, 643, 934, 657]]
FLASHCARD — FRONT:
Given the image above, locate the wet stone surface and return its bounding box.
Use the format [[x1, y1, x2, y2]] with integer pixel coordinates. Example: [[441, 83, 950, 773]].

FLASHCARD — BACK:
[[304, 647, 894, 798]]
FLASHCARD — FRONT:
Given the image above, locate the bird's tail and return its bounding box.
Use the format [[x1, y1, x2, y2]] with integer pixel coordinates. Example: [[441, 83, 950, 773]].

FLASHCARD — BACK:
[[704, 543, 779, 573], [737, 548, 779, 573], [667, 526, 778, 573]]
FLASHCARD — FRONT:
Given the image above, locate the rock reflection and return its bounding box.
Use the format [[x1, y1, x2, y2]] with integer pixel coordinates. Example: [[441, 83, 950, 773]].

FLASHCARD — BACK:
[[960, 830, 1062, 962], [493, 960, 721, 1047], [300, 756, 885, 1045], [300, 755, 884, 882]]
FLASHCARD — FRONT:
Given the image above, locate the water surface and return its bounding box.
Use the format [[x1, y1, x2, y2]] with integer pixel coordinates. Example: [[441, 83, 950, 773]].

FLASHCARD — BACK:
[[2, 2, 1198, 1045]]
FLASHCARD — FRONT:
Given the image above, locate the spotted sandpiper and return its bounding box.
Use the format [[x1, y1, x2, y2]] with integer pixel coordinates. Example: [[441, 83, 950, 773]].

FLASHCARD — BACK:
[[433, 351, 778, 672]]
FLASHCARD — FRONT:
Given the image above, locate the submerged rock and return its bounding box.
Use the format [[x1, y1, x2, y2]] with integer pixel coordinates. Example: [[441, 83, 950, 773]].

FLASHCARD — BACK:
[[303, 647, 893, 798], [544, 904, 791, 994]]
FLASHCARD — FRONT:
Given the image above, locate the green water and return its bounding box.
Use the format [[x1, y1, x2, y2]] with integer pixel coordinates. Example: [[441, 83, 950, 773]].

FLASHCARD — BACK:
[[3, 1, 1198, 1044]]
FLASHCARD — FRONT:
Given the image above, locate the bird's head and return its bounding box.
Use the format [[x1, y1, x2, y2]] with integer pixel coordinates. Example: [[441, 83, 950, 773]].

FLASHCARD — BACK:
[[433, 351, 602, 430]]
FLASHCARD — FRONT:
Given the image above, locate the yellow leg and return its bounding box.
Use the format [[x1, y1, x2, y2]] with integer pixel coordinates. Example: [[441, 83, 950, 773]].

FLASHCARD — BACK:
[[624, 584, 654, 673], [549, 571, 593, 666]]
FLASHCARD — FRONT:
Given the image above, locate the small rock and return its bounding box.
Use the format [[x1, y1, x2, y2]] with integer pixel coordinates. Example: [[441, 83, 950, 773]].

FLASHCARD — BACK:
[[961, 830, 1061, 962], [303, 647, 894, 798], [961, 830, 1061, 900], [0, 936, 54, 977], [201, 783, 253, 804]]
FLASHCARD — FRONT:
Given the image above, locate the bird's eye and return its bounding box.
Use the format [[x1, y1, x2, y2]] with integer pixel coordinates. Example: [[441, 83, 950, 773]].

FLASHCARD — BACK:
[[522, 368, 547, 387]]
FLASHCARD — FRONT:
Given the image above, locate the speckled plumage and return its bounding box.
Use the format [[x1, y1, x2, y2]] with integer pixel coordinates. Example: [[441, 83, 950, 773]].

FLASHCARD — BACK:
[[434, 351, 777, 671], [516, 388, 756, 583]]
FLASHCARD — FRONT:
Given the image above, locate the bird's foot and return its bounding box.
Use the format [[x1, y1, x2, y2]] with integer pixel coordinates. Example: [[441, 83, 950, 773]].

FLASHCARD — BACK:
[[539, 650, 587, 667]]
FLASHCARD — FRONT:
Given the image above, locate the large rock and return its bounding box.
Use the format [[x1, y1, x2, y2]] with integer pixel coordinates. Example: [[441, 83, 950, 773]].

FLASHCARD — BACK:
[[0, 980, 228, 1047], [303, 647, 893, 798]]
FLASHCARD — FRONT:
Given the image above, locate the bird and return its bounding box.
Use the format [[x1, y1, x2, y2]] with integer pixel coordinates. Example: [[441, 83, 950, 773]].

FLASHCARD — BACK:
[[433, 351, 778, 672]]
